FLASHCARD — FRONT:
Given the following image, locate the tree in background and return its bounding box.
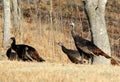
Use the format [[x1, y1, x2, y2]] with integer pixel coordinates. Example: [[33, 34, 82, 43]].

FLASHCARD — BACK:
[[12, 0, 23, 43], [2, 0, 10, 47], [12, 0, 18, 37], [83, 0, 111, 64]]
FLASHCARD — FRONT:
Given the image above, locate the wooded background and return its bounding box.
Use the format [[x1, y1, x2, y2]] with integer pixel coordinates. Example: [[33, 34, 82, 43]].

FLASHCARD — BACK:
[[0, 0, 119, 63]]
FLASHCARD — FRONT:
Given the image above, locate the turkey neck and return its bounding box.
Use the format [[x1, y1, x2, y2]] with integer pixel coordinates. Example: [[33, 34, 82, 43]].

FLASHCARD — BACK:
[[71, 28, 87, 47], [61, 45, 69, 54], [11, 39, 16, 50]]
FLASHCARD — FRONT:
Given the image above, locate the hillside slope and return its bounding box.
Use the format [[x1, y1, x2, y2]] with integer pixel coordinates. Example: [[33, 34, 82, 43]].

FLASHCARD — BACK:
[[0, 0, 119, 62]]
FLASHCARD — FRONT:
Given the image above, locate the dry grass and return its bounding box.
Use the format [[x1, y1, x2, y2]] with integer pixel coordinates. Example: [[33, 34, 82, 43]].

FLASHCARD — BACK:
[[0, 1, 119, 82], [0, 60, 120, 82]]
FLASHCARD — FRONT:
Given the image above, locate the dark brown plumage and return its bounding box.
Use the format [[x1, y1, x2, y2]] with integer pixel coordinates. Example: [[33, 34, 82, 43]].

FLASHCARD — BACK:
[[9, 37, 45, 62], [70, 22, 119, 65], [6, 48, 19, 60], [58, 42, 88, 64]]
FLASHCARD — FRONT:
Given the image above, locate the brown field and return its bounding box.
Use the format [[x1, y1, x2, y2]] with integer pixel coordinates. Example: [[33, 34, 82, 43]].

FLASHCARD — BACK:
[[0, 60, 120, 82], [0, 0, 119, 82]]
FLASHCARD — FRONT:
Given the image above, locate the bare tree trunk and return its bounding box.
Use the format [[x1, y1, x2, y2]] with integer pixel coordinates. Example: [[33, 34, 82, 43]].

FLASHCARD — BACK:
[[83, 0, 111, 65], [12, 0, 18, 37], [50, 0, 55, 57], [17, 0, 23, 43], [2, 0, 10, 47], [12, 0, 23, 43]]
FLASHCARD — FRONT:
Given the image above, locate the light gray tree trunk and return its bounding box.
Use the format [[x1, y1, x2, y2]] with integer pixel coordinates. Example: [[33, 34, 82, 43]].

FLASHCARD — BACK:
[[2, 0, 10, 47], [83, 0, 111, 65]]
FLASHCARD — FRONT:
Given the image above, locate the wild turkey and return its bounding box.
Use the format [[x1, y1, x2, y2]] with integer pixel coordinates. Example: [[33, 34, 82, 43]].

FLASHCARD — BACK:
[[57, 42, 89, 64], [9, 37, 45, 62], [6, 47, 19, 60], [69, 22, 119, 65]]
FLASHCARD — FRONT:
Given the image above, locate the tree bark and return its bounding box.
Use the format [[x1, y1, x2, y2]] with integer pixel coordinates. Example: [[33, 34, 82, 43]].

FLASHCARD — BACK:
[[17, 0, 23, 43], [2, 0, 10, 47], [12, 0, 18, 37], [83, 0, 111, 65]]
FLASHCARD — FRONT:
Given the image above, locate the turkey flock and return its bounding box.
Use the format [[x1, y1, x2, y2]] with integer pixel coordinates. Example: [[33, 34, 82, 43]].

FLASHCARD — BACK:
[[6, 22, 119, 65]]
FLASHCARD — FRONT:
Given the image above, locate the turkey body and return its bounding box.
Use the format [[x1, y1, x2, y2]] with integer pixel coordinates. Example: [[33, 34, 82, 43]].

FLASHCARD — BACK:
[[9, 37, 45, 62], [58, 42, 89, 64], [70, 22, 119, 65]]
